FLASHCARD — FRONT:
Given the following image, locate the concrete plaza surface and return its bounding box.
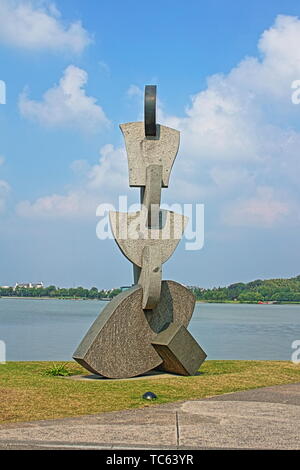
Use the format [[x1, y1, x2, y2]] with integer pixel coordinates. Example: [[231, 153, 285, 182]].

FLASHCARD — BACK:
[[0, 383, 299, 450]]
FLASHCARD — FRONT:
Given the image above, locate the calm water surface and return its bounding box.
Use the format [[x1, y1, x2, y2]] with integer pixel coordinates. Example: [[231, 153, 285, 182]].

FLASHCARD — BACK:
[[0, 298, 299, 360]]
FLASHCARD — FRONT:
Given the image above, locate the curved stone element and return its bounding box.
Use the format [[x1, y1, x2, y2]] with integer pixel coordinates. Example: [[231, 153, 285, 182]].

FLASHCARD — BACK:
[[145, 280, 195, 333], [120, 122, 180, 188], [144, 85, 157, 137], [138, 245, 162, 309], [132, 163, 163, 287], [109, 209, 188, 268], [143, 164, 162, 228], [73, 280, 195, 379]]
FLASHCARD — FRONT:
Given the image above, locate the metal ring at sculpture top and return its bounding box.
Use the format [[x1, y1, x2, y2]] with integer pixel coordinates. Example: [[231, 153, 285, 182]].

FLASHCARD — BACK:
[[144, 85, 157, 137]]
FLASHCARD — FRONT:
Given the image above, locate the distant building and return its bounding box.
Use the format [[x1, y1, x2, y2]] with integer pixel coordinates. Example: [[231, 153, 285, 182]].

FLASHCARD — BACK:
[[15, 283, 30, 289], [186, 285, 205, 292], [14, 282, 44, 290], [31, 282, 44, 289]]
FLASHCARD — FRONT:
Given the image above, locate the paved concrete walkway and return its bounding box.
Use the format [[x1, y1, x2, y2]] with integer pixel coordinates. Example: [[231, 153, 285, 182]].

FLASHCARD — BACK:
[[0, 383, 300, 450]]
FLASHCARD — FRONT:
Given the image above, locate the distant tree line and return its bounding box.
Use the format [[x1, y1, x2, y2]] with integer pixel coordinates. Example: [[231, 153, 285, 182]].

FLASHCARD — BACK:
[[190, 275, 300, 303], [1, 275, 300, 302], [0, 285, 122, 299]]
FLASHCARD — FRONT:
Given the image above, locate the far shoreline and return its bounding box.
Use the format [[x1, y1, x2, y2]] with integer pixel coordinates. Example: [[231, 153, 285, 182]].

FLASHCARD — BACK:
[[0, 296, 105, 301], [1, 296, 300, 305]]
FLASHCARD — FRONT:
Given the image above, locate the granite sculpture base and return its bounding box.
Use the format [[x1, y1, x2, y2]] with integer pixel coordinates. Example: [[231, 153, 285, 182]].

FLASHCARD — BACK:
[[73, 281, 206, 379]]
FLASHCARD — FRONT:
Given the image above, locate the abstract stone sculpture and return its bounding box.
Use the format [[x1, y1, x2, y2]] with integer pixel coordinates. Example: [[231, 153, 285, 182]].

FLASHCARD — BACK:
[[73, 85, 206, 378]]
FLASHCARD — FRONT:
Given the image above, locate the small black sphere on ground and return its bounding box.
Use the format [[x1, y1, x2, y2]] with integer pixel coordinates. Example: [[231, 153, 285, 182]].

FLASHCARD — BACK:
[[142, 391, 157, 400]]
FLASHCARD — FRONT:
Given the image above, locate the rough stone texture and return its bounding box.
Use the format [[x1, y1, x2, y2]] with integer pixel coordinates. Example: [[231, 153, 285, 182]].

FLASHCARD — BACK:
[[74, 110, 205, 379], [138, 245, 162, 309], [136, 165, 163, 309], [73, 281, 195, 378], [120, 122, 180, 187], [109, 209, 188, 267], [144, 281, 195, 333], [74, 286, 162, 378], [152, 322, 207, 376], [142, 164, 162, 228]]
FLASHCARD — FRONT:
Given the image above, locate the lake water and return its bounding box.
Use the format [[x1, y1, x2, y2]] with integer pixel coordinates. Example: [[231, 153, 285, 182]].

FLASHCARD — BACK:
[[0, 298, 299, 361]]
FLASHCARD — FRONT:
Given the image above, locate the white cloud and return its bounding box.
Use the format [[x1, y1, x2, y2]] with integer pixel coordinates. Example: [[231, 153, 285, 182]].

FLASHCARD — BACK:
[[16, 15, 300, 227], [0, 0, 91, 53], [16, 190, 95, 219], [152, 15, 300, 226], [161, 15, 300, 164], [222, 186, 291, 228], [19, 65, 110, 132], [87, 144, 128, 192], [16, 144, 128, 218]]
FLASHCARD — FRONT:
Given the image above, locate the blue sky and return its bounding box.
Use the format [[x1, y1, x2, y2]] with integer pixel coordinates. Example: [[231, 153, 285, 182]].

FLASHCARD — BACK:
[[1, 0, 300, 289]]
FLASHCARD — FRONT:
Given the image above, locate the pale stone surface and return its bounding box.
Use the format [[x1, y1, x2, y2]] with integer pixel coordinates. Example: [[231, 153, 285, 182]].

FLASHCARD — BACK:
[[109, 209, 188, 267], [73, 285, 162, 378], [142, 164, 162, 228], [74, 106, 205, 379], [120, 122, 180, 187], [73, 281, 195, 378], [138, 245, 162, 310], [145, 281, 195, 334], [136, 165, 163, 308], [152, 322, 207, 376], [178, 400, 300, 449], [2, 385, 300, 449]]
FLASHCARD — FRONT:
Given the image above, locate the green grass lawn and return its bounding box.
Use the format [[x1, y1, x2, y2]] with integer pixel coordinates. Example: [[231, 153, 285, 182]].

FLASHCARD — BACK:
[[0, 360, 299, 424]]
